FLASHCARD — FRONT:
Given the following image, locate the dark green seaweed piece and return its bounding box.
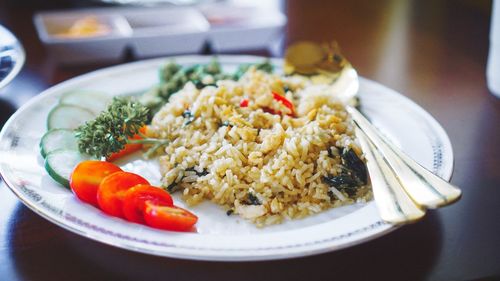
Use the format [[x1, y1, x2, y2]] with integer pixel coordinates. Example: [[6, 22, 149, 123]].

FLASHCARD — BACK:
[[327, 190, 335, 201], [246, 192, 261, 205], [341, 148, 368, 184], [327, 146, 340, 158], [322, 148, 368, 198], [322, 175, 358, 197], [165, 182, 180, 193], [185, 167, 209, 177], [322, 174, 358, 187], [165, 167, 209, 193]]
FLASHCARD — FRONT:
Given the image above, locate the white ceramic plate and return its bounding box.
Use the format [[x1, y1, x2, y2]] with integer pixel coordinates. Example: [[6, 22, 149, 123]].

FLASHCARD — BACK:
[[0, 55, 453, 261]]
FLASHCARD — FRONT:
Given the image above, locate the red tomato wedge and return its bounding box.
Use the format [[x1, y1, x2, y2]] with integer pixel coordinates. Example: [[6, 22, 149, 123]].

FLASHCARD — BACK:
[[122, 185, 174, 223], [107, 126, 147, 162], [144, 203, 198, 232], [97, 171, 150, 218], [272, 91, 295, 116], [70, 161, 122, 207]]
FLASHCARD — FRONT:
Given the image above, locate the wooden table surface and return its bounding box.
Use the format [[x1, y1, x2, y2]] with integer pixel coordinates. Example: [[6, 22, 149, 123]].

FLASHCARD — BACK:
[[1, 1, 499, 280]]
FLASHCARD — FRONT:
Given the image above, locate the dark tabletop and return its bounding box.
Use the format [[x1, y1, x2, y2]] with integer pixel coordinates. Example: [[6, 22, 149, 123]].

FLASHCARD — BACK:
[[1, 1, 499, 280]]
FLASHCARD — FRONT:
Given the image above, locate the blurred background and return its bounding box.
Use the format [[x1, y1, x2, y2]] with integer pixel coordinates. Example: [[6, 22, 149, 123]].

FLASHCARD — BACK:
[[1, 1, 499, 280], [0, 0, 494, 122]]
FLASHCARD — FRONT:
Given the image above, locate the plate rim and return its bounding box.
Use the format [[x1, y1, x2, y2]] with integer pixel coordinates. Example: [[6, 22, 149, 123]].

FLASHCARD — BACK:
[[0, 55, 453, 261]]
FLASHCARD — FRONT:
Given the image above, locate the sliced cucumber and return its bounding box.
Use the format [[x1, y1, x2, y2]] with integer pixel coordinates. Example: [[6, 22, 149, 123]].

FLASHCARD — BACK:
[[47, 104, 95, 130], [40, 129, 79, 158], [60, 91, 112, 115], [45, 149, 90, 188]]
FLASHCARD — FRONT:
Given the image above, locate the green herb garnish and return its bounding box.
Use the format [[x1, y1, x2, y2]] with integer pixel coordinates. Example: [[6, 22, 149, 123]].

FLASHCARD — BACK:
[[233, 59, 274, 80], [75, 97, 168, 159]]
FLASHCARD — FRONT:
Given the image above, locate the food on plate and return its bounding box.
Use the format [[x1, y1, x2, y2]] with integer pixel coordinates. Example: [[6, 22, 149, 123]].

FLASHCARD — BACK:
[[75, 97, 167, 160], [122, 184, 174, 223], [70, 160, 122, 206], [139, 58, 273, 120], [106, 127, 146, 162], [39, 76, 209, 231], [67, 160, 195, 231], [40, 128, 79, 158], [146, 66, 371, 226], [39, 56, 370, 229], [44, 149, 91, 188], [144, 204, 198, 232], [58, 91, 112, 115], [47, 104, 95, 130], [40, 91, 111, 187], [97, 171, 150, 218]]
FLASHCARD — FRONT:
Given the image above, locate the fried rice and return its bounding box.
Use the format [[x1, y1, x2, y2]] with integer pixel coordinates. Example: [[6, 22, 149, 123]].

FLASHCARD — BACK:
[[147, 67, 371, 226]]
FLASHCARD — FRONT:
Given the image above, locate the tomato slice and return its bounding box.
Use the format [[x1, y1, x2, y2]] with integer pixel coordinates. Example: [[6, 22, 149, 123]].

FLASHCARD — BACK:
[[70, 160, 122, 207], [97, 171, 150, 218], [144, 203, 198, 232], [122, 185, 174, 223]]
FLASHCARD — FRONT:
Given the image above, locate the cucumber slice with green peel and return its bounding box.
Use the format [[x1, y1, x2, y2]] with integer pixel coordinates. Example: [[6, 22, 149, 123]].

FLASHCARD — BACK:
[[47, 104, 95, 130], [60, 91, 112, 115], [44, 149, 90, 188], [40, 129, 79, 158]]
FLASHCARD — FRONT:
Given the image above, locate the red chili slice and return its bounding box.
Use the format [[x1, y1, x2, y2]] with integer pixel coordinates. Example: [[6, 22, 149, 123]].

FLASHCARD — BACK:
[[272, 91, 295, 116], [240, 99, 249, 107]]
